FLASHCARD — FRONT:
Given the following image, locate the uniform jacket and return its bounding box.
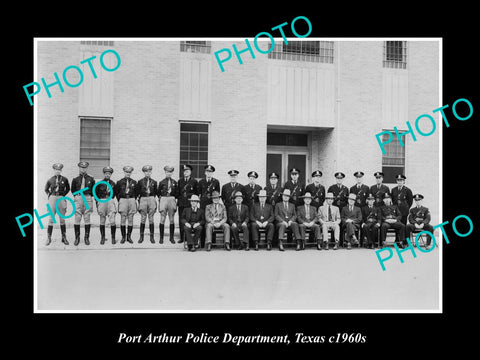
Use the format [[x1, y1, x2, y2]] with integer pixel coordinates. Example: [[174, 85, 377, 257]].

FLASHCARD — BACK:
[[283, 180, 305, 206], [249, 202, 274, 223], [157, 177, 178, 198], [114, 177, 137, 200], [296, 204, 318, 224], [45, 175, 70, 197], [341, 205, 362, 224], [228, 203, 250, 225], [136, 177, 158, 199], [95, 178, 116, 199], [198, 177, 221, 207], [379, 204, 402, 222], [327, 184, 349, 209], [362, 205, 380, 224], [391, 185, 413, 215], [274, 201, 297, 223], [349, 184, 370, 208], [71, 174, 95, 196], [408, 205, 431, 225], [181, 207, 205, 226], [177, 176, 198, 208], [243, 183, 262, 208], [305, 183, 326, 208], [221, 182, 244, 208], [264, 184, 283, 207], [205, 202, 228, 225], [370, 184, 390, 207], [317, 204, 341, 224]]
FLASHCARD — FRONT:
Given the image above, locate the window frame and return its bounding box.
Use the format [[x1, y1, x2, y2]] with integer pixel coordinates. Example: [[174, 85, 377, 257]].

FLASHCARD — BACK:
[[79, 117, 112, 179], [383, 41, 407, 69], [179, 121, 210, 180], [268, 40, 334, 63], [381, 129, 407, 184]]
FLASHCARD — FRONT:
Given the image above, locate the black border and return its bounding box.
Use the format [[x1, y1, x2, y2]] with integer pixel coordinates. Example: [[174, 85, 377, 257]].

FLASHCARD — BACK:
[[8, 6, 479, 356]]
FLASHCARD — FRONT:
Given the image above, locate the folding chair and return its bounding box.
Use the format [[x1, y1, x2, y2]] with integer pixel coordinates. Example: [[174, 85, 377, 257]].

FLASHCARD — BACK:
[[342, 226, 361, 248], [410, 229, 433, 250]]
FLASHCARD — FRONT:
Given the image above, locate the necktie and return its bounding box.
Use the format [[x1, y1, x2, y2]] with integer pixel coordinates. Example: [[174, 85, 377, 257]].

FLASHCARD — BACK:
[[328, 205, 332, 221], [238, 205, 241, 212], [306, 205, 310, 219], [126, 179, 130, 194], [146, 178, 150, 195], [167, 178, 171, 194], [55, 176, 60, 192], [81, 175, 85, 189], [215, 204, 219, 217], [284, 202, 288, 210], [350, 206, 353, 212]]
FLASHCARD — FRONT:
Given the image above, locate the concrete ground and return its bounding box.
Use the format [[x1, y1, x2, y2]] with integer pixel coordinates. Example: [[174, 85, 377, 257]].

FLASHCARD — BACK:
[[36, 226, 440, 312]]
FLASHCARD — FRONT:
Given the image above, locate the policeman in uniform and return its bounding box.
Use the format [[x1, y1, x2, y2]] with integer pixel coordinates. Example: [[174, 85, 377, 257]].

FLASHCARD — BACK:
[[44, 163, 70, 245], [370, 172, 390, 208], [71, 161, 95, 246], [406, 194, 434, 247], [136, 165, 158, 244], [379, 193, 405, 248], [264, 172, 283, 208], [283, 168, 305, 207], [327, 172, 349, 212], [243, 171, 262, 210], [361, 194, 381, 249], [305, 170, 325, 210], [350, 171, 369, 209], [391, 174, 413, 225], [114, 166, 137, 244], [157, 165, 178, 244], [198, 165, 220, 210], [221, 170, 244, 209], [177, 164, 198, 243], [95, 166, 117, 245]]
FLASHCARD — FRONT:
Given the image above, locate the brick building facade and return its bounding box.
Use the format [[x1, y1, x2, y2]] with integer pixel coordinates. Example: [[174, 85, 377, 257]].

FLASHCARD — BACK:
[[35, 39, 440, 225]]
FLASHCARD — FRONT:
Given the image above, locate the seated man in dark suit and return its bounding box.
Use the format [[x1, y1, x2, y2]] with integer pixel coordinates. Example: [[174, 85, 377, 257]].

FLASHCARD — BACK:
[[340, 193, 362, 249], [405, 194, 434, 247], [296, 192, 321, 250], [228, 191, 250, 250], [274, 189, 301, 251], [180, 195, 205, 252], [361, 193, 381, 249], [249, 189, 275, 251]]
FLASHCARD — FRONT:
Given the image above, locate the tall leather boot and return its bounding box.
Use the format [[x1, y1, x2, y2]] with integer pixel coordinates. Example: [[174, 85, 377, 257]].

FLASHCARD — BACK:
[[46, 225, 53, 246], [149, 223, 155, 244], [100, 225, 106, 245], [120, 225, 126, 243], [127, 225, 133, 243], [159, 224, 165, 244], [138, 223, 145, 243], [169, 223, 175, 244], [111, 225, 116, 245], [74, 224, 80, 246], [60, 224, 69, 245], [296, 240, 301, 251], [84, 224, 90, 245], [279, 239, 285, 251]]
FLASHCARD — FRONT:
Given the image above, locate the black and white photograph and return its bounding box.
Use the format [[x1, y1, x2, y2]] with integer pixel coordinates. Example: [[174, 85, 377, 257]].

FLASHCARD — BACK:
[[8, 7, 479, 356]]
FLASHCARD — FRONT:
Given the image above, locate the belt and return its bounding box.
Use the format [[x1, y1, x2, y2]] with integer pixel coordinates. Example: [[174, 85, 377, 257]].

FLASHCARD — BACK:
[[50, 193, 64, 197], [120, 195, 134, 199]]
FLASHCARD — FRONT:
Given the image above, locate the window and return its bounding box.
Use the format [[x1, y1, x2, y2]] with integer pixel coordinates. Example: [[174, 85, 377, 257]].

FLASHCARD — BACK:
[[80, 40, 114, 46], [383, 41, 407, 69], [180, 41, 211, 54], [180, 122, 209, 179], [80, 118, 111, 179], [268, 41, 334, 63], [381, 130, 405, 183], [267, 133, 308, 147]]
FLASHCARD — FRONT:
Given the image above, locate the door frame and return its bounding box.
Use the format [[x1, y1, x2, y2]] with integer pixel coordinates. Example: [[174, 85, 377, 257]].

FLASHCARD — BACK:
[[267, 146, 310, 185]]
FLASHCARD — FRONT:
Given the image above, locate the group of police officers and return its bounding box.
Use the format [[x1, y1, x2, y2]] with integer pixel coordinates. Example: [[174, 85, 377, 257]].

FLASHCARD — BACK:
[[44, 162, 434, 252]]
